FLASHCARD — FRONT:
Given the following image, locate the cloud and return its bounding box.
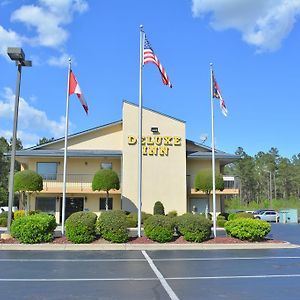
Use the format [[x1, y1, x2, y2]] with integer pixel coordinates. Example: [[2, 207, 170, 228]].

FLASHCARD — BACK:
[[11, 0, 89, 48], [0, 87, 67, 146], [192, 0, 300, 51], [0, 0, 88, 60], [0, 25, 23, 58], [47, 52, 75, 67]]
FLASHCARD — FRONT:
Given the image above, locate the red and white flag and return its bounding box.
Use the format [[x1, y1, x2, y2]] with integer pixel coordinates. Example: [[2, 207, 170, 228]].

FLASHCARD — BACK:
[[69, 70, 88, 114], [143, 35, 172, 88]]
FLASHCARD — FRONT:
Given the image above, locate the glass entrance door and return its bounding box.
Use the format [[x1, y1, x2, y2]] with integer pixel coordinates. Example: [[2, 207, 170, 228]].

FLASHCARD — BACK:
[[60, 197, 84, 223]]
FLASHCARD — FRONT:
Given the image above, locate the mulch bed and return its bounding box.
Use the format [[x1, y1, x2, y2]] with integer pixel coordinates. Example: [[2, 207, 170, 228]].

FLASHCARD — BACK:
[[0, 235, 284, 245]]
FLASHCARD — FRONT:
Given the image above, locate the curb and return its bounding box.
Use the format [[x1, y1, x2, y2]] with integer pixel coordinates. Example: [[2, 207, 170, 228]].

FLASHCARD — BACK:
[[0, 242, 298, 251]]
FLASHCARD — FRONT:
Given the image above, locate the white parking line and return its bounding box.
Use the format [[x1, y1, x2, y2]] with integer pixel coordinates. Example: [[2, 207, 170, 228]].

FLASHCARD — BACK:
[[0, 259, 145, 262], [0, 277, 157, 282], [166, 274, 300, 280], [153, 256, 300, 262], [142, 250, 180, 300]]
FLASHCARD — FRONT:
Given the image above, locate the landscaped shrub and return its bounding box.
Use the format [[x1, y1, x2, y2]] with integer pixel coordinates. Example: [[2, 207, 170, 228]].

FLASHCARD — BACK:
[[144, 215, 174, 242], [11, 213, 56, 244], [65, 212, 97, 244], [153, 201, 165, 215], [0, 217, 7, 227], [167, 210, 178, 218], [218, 212, 229, 220], [14, 210, 25, 219], [217, 215, 227, 227], [225, 218, 271, 241], [141, 211, 152, 223], [177, 213, 212, 242], [126, 212, 138, 228], [228, 212, 254, 221], [97, 210, 128, 243]]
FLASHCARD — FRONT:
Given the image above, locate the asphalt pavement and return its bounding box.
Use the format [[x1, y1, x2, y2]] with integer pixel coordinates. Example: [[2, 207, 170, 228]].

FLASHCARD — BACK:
[[1, 248, 300, 300]]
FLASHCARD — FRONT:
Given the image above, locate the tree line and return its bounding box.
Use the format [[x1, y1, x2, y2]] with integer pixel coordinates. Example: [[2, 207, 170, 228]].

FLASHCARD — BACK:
[[225, 147, 300, 204]]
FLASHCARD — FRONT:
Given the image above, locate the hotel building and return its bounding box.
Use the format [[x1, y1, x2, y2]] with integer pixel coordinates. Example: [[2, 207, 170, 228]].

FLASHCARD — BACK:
[[15, 101, 238, 223]]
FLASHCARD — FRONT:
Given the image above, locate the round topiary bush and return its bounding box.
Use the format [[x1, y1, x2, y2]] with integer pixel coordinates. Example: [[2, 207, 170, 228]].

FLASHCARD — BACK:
[[228, 212, 254, 221], [97, 210, 128, 243], [177, 213, 212, 242], [11, 213, 57, 244], [65, 211, 97, 244], [225, 218, 271, 241], [144, 215, 174, 242], [153, 201, 165, 215]]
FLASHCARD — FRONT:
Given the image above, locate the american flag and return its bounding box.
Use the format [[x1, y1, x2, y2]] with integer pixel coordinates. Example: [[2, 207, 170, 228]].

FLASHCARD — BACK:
[[212, 71, 228, 117], [143, 35, 172, 88]]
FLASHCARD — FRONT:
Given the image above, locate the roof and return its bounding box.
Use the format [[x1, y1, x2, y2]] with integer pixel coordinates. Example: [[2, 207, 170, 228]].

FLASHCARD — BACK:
[[14, 149, 122, 158], [28, 120, 122, 150], [187, 151, 240, 165]]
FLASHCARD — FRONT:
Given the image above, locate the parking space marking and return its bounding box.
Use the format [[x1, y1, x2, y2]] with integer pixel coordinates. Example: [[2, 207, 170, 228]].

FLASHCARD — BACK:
[[0, 277, 157, 282], [0, 259, 145, 262], [153, 256, 300, 262], [142, 250, 179, 300], [166, 274, 300, 280]]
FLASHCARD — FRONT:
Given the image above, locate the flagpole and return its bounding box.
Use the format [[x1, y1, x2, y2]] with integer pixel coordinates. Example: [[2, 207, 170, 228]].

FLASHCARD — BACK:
[[210, 63, 217, 238], [61, 58, 71, 235], [137, 25, 144, 238]]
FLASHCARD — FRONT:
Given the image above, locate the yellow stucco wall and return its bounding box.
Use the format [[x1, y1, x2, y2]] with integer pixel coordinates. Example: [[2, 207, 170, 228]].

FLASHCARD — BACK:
[[122, 102, 187, 215]]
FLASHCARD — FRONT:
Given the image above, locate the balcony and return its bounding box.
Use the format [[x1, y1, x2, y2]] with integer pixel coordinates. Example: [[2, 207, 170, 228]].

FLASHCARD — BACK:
[[41, 174, 121, 194]]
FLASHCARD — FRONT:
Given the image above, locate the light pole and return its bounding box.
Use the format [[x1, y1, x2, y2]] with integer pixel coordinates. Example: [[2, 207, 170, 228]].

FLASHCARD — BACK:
[[6, 47, 32, 233]]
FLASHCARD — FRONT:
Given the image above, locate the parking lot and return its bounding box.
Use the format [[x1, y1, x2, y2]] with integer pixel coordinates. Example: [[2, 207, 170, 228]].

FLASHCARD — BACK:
[[0, 247, 300, 300]]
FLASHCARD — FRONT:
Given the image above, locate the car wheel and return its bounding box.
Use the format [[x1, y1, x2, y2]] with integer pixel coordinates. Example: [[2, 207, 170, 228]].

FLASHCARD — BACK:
[[255, 216, 261, 220]]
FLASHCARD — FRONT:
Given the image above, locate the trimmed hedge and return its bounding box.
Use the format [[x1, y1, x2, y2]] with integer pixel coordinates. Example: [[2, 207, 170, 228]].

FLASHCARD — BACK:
[[126, 212, 138, 228], [97, 210, 128, 243], [225, 218, 271, 241], [65, 212, 97, 244], [217, 215, 227, 227], [166, 210, 178, 218], [144, 215, 174, 242], [11, 213, 56, 244], [177, 213, 212, 242]]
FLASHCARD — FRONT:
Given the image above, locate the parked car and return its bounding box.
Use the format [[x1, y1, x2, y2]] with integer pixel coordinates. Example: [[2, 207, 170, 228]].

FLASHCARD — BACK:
[[253, 210, 279, 222]]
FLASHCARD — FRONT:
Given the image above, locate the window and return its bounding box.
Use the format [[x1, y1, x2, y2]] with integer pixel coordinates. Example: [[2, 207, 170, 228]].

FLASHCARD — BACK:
[[99, 198, 113, 210], [37, 162, 58, 180], [35, 197, 56, 214], [100, 162, 112, 170]]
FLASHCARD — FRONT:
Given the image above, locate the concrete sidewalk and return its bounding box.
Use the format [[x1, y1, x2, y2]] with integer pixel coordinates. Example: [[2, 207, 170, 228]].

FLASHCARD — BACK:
[[0, 241, 298, 251]]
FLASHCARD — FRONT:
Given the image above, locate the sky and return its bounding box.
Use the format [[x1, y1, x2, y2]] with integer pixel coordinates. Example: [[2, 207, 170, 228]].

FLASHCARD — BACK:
[[0, 0, 300, 158]]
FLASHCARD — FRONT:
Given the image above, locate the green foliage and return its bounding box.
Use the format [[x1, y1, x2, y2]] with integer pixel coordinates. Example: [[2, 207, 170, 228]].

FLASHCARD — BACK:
[[177, 213, 212, 242], [97, 210, 128, 243], [216, 216, 227, 227], [228, 212, 254, 221], [166, 210, 178, 218], [194, 170, 224, 194], [92, 169, 120, 192], [218, 212, 229, 220], [141, 211, 152, 223], [14, 170, 43, 193], [225, 218, 271, 241], [0, 217, 7, 226], [11, 213, 56, 244], [14, 210, 25, 220], [126, 212, 138, 228], [144, 215, 174, 243], [153, 201, 165, 215], [65, 212, 97, 244]]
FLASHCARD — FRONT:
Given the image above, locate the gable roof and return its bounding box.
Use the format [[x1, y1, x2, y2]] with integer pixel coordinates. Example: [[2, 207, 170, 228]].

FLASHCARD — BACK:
[[28, 120, 122, 150]]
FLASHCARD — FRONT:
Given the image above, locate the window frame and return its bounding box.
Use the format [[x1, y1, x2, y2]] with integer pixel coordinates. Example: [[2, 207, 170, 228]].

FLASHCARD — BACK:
[[99, 197, 113, 210], [36, 162, 58, 180]]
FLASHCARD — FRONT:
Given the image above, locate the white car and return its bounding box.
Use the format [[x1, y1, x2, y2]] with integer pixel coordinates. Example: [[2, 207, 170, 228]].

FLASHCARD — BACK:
[[254, 210, 279, 222]]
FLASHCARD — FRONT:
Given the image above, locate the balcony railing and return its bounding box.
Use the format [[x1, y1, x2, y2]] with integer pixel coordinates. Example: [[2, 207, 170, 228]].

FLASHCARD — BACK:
[[41, 173, 121, 192]]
